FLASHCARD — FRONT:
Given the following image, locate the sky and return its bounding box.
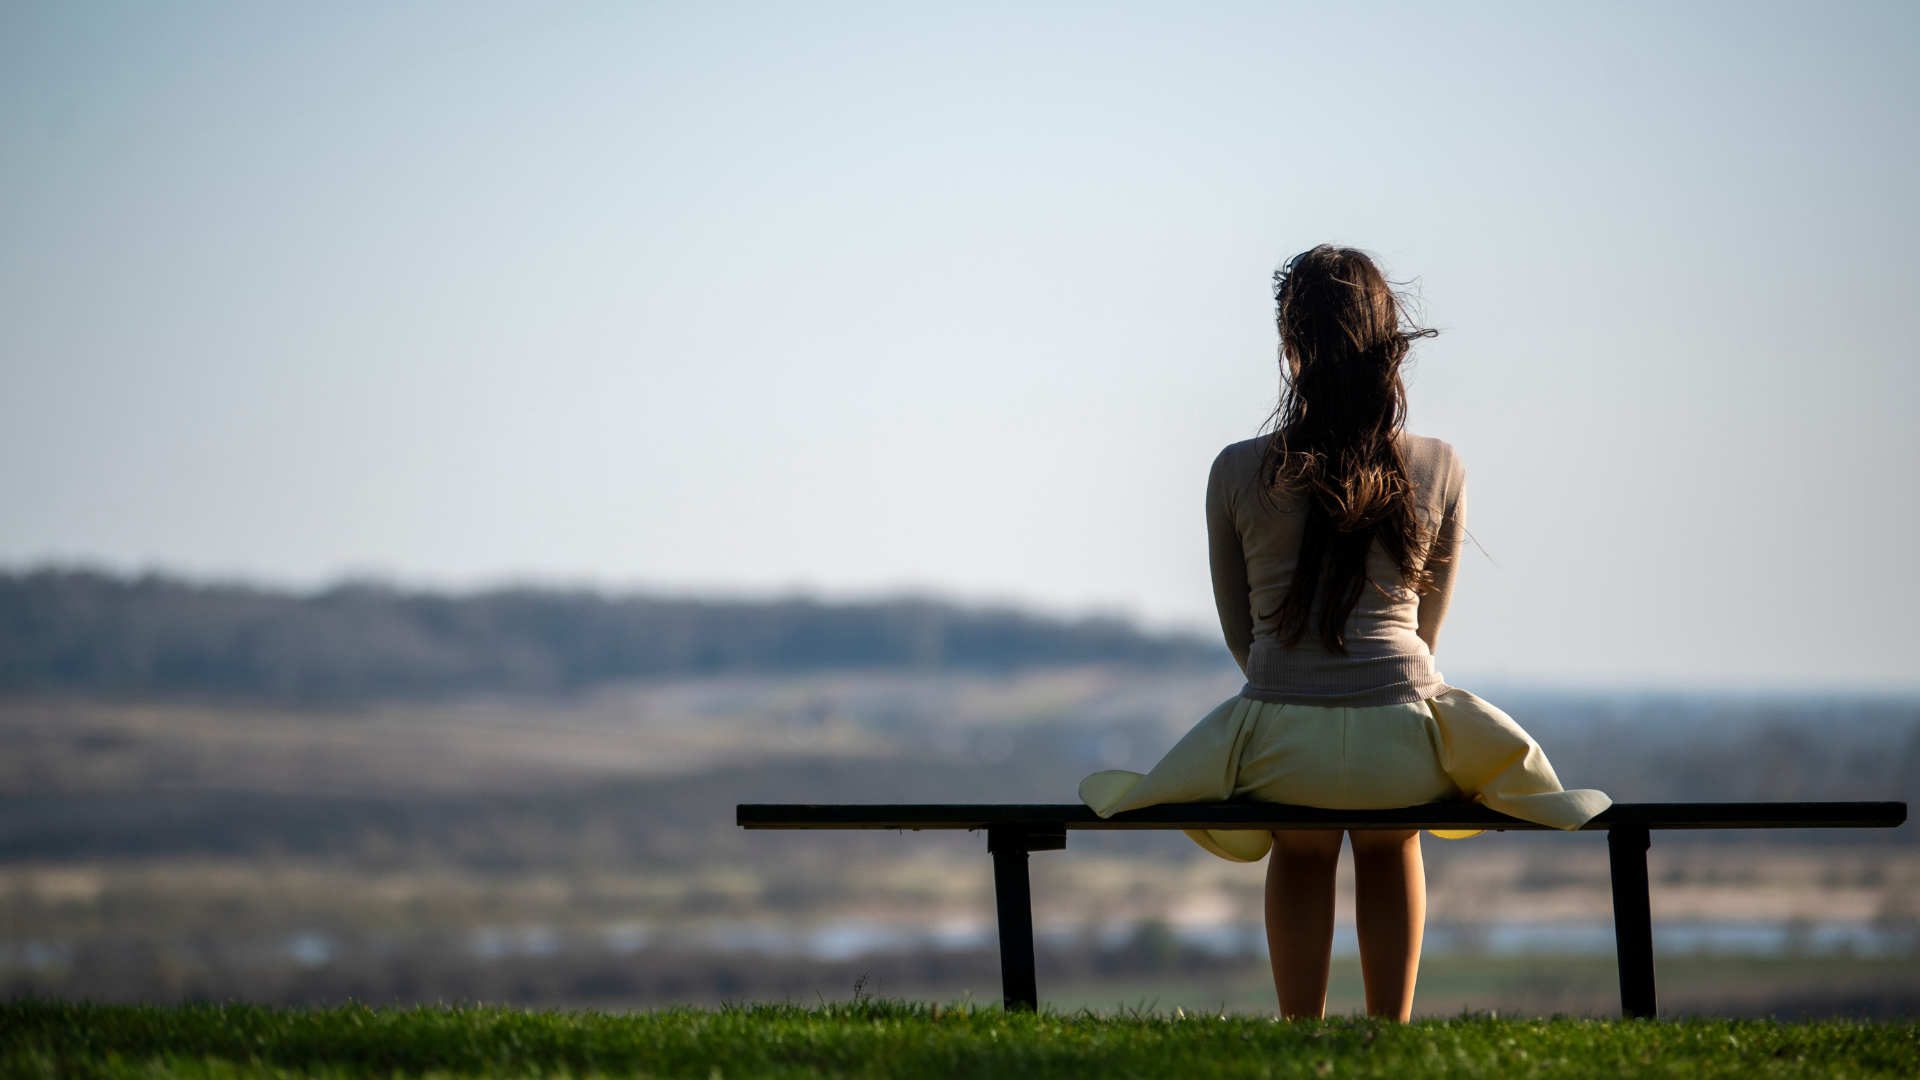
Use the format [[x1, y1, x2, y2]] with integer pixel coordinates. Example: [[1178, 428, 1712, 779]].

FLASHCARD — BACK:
[[1, 1, 1916, 687]]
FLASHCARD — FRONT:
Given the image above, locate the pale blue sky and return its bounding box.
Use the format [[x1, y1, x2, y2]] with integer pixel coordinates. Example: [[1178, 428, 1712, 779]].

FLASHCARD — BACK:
[[2, 1, 1916, 685]]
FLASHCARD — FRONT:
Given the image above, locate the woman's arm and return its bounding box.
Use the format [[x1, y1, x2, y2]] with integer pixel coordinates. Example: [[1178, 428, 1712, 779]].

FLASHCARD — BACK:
[[1415, 482, 1465, 655], [1207, 452, 1254, 676]]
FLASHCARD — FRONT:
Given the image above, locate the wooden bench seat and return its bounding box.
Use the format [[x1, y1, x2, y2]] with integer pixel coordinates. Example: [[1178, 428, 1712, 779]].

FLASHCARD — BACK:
[[738, 801, 1908, 1017]]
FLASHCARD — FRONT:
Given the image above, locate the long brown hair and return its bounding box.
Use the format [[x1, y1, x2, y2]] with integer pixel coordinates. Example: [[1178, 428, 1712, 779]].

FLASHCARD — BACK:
[[1261, 245, 1440, 653]]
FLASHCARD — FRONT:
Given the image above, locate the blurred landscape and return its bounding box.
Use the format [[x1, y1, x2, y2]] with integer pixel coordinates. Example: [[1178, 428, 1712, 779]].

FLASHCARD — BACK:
[[2, 570, 1916, 1019]]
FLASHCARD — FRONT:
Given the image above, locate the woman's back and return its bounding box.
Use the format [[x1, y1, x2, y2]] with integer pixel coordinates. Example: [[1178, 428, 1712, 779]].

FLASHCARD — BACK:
[[1207, 432, 1465, 708]]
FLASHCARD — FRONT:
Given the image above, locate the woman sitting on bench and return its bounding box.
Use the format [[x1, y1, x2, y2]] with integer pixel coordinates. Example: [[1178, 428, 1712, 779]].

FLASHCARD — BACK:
[[1079, 245, 1609, 1022]]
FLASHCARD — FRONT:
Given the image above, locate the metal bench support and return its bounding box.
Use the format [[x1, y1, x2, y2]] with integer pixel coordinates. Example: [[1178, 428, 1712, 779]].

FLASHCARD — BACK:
[[986, 827, 1036, 1011], [1608, 824, 1656, 1019], [987, 823, 1064, 1011]]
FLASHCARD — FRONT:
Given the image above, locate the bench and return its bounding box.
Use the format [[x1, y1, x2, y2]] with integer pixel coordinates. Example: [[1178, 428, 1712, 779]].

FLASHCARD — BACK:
[[738, 801, 1908, 1018]]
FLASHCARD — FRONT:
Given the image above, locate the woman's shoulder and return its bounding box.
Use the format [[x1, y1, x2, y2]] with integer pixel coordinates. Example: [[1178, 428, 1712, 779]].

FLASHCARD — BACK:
[[1399, 433, 1466, 496], [1210, 435, 1268, 486], [1207, 436, 1270, 512], [1400, 432, 1462, 469], [1212, 434, 1268, 470]]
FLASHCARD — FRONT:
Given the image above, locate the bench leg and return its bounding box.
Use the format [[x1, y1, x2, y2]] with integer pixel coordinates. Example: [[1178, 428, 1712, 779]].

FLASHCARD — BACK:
[[1608, 825, 1657, 1019], [987, 826, 1038, 1012]]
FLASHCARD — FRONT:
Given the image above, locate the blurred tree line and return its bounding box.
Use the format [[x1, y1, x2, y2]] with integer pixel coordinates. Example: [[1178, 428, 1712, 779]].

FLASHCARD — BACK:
[[0, 569, 1226, 699]]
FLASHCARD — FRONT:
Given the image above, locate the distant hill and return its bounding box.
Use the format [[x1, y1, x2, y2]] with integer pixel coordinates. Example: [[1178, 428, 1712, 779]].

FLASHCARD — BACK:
[[0, 569, 1229, 699]]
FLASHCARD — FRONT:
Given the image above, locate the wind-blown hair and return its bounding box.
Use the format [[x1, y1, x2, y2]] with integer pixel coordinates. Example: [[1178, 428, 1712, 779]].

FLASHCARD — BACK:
[[1261, 245, 1440, 653]]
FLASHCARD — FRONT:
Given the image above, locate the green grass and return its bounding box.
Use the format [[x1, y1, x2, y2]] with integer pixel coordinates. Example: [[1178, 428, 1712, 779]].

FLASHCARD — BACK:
[[3, 999, 1915, 1079], [1041, 955, 1920, 1018]]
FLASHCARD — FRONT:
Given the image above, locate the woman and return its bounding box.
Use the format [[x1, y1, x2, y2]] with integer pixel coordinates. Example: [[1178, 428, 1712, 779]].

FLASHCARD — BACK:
[[1079, 245, 1608, 1021]]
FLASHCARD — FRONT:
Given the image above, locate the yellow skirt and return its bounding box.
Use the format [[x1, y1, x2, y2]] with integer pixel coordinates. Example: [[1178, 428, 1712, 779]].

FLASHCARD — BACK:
[[1078, 688, 1611, 863]]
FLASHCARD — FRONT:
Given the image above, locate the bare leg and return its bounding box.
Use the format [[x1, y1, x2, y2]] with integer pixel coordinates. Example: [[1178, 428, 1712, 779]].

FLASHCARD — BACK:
[[1264, 829, 1344, 1018], [1349, 829, 1425, 1021]]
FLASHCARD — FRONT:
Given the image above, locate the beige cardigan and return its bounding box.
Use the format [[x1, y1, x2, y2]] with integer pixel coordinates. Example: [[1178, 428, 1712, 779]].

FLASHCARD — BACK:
[[1207, 433, 1467, 707]]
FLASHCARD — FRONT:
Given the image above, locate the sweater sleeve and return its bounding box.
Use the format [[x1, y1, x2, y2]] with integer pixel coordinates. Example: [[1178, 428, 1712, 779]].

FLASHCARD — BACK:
[[1416, 454, 1466, 655], [1207, 450, 1254, 676]]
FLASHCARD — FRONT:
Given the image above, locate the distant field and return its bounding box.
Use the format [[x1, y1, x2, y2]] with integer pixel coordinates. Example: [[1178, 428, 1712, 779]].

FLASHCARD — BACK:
[[2, 677, 1914, 1017], [4, 1000, 1916, 1079]]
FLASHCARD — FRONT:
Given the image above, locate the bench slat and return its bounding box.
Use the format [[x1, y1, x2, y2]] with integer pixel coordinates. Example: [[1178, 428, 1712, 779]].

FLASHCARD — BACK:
[[737, 801, 1907, 832]]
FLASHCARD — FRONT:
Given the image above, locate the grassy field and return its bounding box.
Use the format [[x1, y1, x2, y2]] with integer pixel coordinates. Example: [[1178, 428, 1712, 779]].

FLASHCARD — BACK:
[[3, 1000, 1916, 1079], [1040, 956, 1920, 1020]]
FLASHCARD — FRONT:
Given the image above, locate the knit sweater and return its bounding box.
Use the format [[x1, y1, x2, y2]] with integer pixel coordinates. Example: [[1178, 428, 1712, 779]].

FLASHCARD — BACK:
[[1206, 433, 1467, 708]]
